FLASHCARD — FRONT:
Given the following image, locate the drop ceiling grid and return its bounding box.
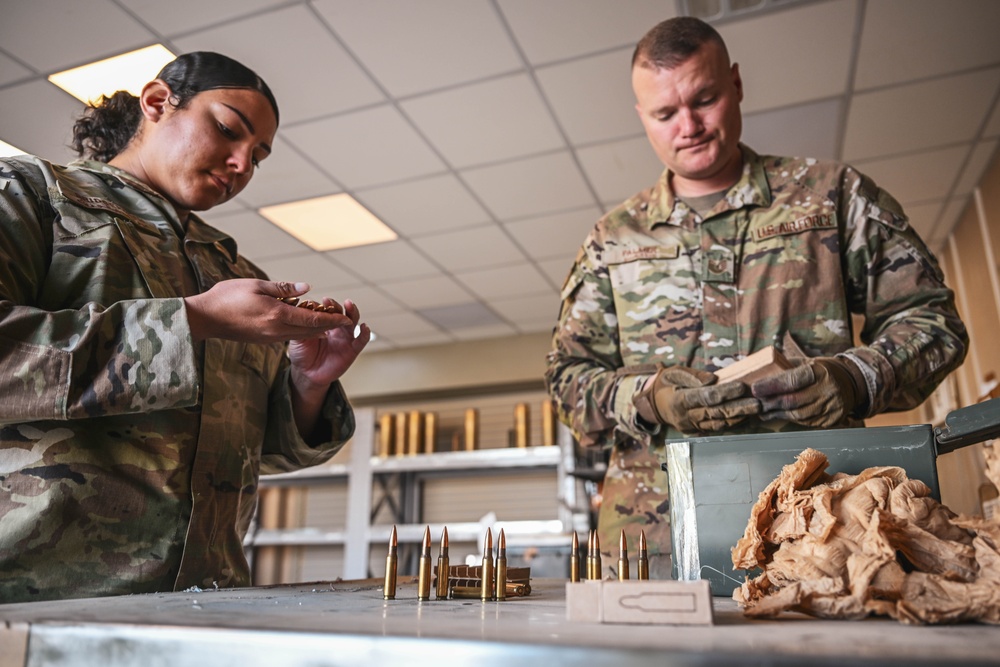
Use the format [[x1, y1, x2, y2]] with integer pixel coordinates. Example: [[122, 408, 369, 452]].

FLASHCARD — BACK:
[[0, 0, 998, 350]]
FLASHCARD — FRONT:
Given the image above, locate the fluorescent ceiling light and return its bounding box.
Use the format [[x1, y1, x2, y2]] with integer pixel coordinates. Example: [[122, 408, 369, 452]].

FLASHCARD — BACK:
[[259, 194, 397, 251], [0, 140, 25, 158], [49, 44, 176, 104]]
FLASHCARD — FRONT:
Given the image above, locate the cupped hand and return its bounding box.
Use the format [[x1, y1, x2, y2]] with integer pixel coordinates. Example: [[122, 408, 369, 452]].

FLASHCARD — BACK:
[[288, 297, 370, 388], [183, 279, 355, 344]]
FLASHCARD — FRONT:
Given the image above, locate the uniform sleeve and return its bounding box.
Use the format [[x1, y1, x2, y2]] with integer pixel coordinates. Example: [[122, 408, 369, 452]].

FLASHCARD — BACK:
[[839, 170, 969, 416], [544, 241, 656, 448], [259, 365, 355, 473], [0, 161, 200, 425]]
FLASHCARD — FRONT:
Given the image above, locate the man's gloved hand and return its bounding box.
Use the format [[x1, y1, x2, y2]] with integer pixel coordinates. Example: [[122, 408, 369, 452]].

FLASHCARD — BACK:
[[633, 366, 760, 434], [751, 356, 867, 428]]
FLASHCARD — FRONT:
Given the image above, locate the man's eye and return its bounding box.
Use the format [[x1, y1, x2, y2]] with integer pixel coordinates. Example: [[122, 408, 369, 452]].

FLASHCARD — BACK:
[[252, 157, 261, 169], [218, 122, 237, 139]]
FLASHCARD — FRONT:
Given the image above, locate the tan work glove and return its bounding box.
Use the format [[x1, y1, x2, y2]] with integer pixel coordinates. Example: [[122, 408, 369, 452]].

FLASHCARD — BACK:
[[751, 356, 867, 428], [633, 366, 760, 435]]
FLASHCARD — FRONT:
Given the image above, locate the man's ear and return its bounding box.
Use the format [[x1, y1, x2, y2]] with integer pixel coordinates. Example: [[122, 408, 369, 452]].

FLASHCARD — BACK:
[[139, 79, 173, 123], [732, 63, 744, 103]]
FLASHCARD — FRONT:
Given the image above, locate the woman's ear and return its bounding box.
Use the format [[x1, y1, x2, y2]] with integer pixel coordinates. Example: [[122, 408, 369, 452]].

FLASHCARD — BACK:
[[139, 79, 173, 122]]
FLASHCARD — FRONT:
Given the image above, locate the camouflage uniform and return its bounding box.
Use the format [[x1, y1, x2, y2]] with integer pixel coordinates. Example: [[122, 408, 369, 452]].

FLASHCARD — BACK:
[[545, 145, 968, 578], [0, 156, 355, 603]]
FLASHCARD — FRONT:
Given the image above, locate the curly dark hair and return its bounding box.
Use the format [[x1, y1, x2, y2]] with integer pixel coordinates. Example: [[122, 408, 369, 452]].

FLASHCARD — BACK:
[[71, 51, 279, 163]]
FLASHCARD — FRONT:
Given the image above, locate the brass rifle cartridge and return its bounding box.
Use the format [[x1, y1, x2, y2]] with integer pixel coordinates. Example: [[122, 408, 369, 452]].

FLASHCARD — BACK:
[[435, 526, 450, 599], [481, 527, 494, 602], [377, 413, 394, 458], [618, 529, 629, 581], [424, 412, 437, 454], [495, 529, 507, 601], [569, 531, 580, 583], [383, 525, 398, 600], [637, 529, 649, 581], [407, 410, 423, 456], [593, 530, 602, 580], [417, 525, 432, 601]]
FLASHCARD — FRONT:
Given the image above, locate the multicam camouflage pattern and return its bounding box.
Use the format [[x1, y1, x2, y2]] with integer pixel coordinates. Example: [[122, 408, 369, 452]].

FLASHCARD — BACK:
[[0, 156, 354, 603], [545, 145, 968, 570]]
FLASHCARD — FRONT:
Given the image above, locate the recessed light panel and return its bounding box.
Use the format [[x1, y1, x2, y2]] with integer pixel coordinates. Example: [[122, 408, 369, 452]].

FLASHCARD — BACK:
[[49, 45, 176, 104], [259, 193, 397, 251]]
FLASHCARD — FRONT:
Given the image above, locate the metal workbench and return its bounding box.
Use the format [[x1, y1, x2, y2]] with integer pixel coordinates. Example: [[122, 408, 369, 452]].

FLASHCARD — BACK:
[[1, 578, 998, 667]]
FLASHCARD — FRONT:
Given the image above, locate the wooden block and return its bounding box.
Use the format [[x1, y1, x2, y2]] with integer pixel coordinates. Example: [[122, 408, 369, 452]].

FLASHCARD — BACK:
[[714, 346, 792, 385], [565, 580, 714, 625]]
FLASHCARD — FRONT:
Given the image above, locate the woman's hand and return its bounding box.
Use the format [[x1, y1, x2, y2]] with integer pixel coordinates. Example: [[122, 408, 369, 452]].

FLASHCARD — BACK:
[[183, 279, 355, 343], [287, 297, 370, 390]]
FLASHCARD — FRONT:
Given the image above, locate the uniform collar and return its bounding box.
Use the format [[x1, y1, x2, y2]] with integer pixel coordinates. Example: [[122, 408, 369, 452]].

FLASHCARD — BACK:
[[645, 144, 772, 227], [70, 160, 240, 263]]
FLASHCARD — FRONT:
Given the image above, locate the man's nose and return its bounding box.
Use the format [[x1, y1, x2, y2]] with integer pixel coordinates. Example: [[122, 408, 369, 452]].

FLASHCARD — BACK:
[[678, 108, 702, 136]]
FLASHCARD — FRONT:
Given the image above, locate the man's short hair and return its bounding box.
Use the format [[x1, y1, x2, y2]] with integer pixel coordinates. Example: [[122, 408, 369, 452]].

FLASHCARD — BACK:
[[632, 16, 729, 70]]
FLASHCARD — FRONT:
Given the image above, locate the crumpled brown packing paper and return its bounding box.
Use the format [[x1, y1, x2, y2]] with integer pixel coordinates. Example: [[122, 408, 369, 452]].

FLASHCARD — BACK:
[[731, 448, 1000, 624]]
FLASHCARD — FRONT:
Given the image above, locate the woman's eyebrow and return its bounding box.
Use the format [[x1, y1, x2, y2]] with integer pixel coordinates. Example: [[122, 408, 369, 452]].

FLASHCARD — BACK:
[[223, 103, 272, 154]]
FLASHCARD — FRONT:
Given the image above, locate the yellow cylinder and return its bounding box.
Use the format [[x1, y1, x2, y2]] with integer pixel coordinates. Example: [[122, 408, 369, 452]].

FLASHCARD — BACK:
[[378, 413, 394, 458], [514, 403, 529, 448], [407, 410, 423, 456], [424, 412, 437, 454], [394, 412, 407, 457], [464, 408, 479, 451], [541, 399, 556, 447]]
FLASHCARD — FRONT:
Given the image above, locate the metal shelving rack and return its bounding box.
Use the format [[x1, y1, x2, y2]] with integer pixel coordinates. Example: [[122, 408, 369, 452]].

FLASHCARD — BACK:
[[254, 406, 589, 580]]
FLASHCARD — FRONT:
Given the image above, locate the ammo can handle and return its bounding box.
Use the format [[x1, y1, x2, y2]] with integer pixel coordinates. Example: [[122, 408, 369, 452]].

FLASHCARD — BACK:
[[934, 396, 1000, 455]]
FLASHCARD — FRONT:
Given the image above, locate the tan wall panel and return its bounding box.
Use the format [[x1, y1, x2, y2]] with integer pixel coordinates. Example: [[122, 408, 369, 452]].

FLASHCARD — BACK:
[[342, 332, 551, 400], [977, 149, 1000, 272], [952, 203, 1000, 390]]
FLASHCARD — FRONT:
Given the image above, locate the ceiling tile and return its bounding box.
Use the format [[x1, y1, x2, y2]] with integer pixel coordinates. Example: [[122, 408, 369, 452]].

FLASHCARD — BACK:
[[742, 98, 841, 161], [282, 105, 446, 190], [720, 0, 856, 113], [378, 275, 475, 310], [253, 253, 363, 292], [313, 0, 521, 97], [411, 226, 527, 272], [536, 48, 641, 145], [235, 136, 341, 209], [0, 0, 153, 72], [356, 174, 491, 237], [0, 52, 32, 86], [118, 0, 288, 38], [420, 302, 505, 329], [202, 209, 312, 261], [0, 80, 82, 163], [461, 151, 595, 220], [901, 201, 944, 241], [489, 292, 560, 326], [854, 145, 968, 206], [843, 68, 1000, 162], [503, 206, 599, 261], [855, 0, 1000, 90], [537, 257, 575, 288], [172, 5, 384, 125], [984, 99, 1000, 139], [326, 240, 440, 282], [403, 73, 564, 168], [331, 285, 404, 317], [366, 311, 443, 340], [455, 263, 552, 300], [576, 136, 663, 204], [497, 0, 677, 65], [954, 139, 1000, 197]]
